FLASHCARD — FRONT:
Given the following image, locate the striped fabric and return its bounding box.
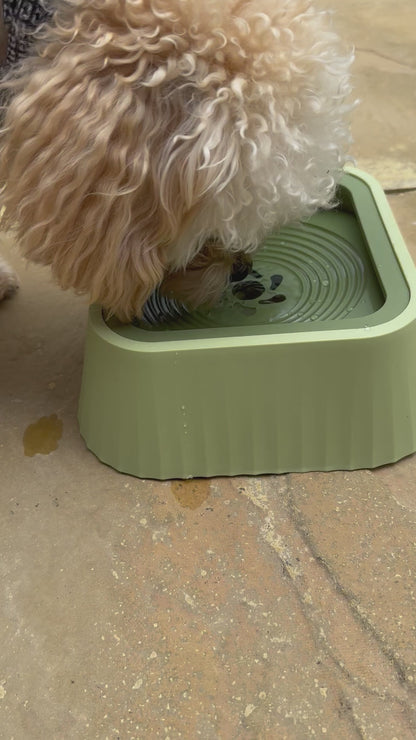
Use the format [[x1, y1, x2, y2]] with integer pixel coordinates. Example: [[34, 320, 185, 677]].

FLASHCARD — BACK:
[[3, 0, 51, 66]]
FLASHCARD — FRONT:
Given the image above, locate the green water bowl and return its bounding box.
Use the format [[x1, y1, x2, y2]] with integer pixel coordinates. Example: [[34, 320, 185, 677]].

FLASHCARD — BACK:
[[78, 168, 416, 479]]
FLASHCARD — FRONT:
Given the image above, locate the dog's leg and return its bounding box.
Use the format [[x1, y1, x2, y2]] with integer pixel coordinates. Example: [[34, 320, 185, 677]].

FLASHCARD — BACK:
[[0, 255, 18, 300]]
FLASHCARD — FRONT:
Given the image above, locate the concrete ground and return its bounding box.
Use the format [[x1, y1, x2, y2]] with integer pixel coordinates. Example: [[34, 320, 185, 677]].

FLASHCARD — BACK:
[[1, 1, 416, 737]]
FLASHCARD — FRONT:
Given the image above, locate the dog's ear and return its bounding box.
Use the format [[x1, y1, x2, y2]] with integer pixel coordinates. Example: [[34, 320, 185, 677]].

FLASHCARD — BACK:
[[0, 54, 238, 321], [0, 47, 172, 321]]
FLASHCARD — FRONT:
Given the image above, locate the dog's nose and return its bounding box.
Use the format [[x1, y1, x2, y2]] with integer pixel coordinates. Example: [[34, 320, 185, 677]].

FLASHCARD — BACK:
[[230, 254, 252, 283]]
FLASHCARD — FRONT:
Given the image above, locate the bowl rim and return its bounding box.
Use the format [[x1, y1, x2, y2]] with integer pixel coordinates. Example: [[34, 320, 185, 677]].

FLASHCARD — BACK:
[[95, 167, 416, 352]]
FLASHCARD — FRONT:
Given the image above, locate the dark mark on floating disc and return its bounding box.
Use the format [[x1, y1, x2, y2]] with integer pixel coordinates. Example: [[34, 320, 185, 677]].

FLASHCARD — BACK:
[[259, 294, 287, 304], [250, 269, 263, 279], [270, 274, 283, 290], [230, 260, 251, 283], [232, 281, 265, 300]]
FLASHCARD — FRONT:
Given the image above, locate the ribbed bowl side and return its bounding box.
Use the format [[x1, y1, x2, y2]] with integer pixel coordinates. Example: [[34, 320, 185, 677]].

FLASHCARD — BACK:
[[78, 311, 416, 478]]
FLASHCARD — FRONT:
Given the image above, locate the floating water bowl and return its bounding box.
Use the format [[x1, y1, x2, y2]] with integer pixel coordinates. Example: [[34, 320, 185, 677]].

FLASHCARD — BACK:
[[78, 168, 416, 479]]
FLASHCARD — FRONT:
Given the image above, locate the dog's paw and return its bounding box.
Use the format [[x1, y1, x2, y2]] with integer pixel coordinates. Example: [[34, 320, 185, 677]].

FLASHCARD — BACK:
[[0, 258, 19, 300]]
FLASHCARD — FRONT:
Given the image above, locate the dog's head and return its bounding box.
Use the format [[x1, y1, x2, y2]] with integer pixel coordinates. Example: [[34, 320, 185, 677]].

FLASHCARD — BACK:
[[0, 0, 352, 321]]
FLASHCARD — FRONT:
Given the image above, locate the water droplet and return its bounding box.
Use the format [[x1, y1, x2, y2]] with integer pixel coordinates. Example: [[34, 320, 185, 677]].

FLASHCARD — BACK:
[[23, 414, 63, 457]]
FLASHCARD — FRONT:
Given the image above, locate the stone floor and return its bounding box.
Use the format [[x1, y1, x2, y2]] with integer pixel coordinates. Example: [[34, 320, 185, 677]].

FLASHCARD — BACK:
[[1, 1, 416, 738]]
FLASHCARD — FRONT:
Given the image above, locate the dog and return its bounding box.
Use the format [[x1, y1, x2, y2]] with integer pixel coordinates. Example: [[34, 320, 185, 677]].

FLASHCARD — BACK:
[[0, 0, 353, 322]]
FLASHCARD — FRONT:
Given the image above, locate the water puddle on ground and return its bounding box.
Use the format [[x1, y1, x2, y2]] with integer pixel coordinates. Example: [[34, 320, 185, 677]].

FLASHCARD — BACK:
[[23, 414, 63, 457], [171, 479, 211, 510]]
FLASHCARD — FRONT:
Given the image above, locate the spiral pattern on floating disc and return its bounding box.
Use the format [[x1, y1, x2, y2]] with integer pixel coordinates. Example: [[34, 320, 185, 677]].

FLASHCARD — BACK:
[[253, 222, 367, 323], [138, 217, 370, 330]]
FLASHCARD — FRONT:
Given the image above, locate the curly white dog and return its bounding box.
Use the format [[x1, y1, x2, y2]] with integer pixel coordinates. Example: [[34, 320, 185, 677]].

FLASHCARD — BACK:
[[0, 0, 353, 321]]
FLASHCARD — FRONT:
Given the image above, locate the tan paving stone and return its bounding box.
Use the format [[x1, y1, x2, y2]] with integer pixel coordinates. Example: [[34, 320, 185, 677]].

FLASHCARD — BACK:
[[321, 0, 416, 189]]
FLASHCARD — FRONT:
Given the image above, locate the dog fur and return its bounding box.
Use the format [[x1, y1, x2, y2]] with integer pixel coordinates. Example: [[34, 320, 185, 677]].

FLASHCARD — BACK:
[[0, 0, 353, 321]]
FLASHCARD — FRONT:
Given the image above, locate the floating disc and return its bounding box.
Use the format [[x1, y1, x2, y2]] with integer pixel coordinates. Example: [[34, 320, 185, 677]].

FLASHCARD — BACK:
[[136, 211, 384, 331]]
